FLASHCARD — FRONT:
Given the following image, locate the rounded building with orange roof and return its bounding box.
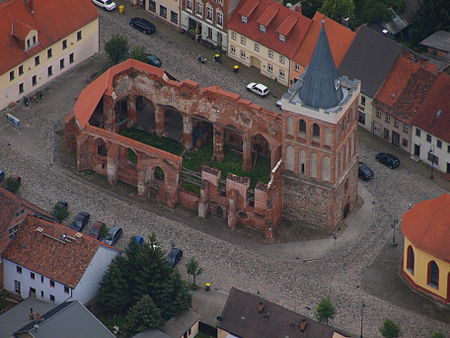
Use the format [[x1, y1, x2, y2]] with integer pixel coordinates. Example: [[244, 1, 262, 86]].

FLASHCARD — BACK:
[[401, 194, 450, 304]]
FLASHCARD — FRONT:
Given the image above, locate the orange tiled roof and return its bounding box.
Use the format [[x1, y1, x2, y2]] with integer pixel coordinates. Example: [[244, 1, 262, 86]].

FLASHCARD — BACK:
[[293, 12, 355, 68], [402, 194, 450, 263], [2, 215, 120, 288], [227, 0, 312, 59], [412, 73, 450, 143], [0, 0, 99, 75]]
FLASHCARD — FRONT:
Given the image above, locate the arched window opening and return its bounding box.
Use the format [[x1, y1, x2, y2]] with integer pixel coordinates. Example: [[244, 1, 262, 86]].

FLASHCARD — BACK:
[[406, 246, 415, 274], [312, 123, 320, 142], [428, 261, 439, 288], [154, 166, 165, 181], [299, 120, 306, 138]]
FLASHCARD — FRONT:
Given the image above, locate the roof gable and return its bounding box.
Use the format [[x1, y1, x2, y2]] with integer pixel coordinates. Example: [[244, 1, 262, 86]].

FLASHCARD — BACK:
[[402, 194, 450, 263], [337, 25, 403, 98], [0, 0, 99, 75], [2, 216, 120, 287], [227, 0, 311, 58]]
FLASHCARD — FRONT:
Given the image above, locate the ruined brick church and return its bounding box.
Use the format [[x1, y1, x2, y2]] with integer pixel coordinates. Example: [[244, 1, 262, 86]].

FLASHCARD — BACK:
[[65, 25, 360, 240]]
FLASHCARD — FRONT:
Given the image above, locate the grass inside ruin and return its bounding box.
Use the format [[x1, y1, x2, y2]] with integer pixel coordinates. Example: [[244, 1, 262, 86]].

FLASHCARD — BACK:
[[119, 128, 271, 189]]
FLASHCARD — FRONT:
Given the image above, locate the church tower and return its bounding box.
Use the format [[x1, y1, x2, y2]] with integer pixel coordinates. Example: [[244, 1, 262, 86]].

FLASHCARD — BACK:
[[279, 23, 361, 232]]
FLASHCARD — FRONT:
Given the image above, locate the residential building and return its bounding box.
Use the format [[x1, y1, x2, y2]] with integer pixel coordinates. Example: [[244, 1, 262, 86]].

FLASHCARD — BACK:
[[278, 24, 361, 231], [0, 186, 55, 255], [227, 0, 311, 86], [181, 0, 239, 51], [401, 194, 450, 304], [0, 298, 54, 338], [289, 12, 355, 86], [146, 0, 181, 28], [14, 300, 115, 337], [372, 53, 437, 152], [410, 73, 450, 175], [338, 25, 403, 130], [218, 288, 353, 338], [0, 0, 99, 111], [419, 31, 450, 61], [2, 215, 120, 305]]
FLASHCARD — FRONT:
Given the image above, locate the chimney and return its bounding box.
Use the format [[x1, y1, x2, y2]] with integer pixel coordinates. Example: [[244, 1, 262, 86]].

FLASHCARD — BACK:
[[258, 302, 265, 313], [33, 312, 41, 321], [298, 318, 307, 332], [35, 227, 44, 241]]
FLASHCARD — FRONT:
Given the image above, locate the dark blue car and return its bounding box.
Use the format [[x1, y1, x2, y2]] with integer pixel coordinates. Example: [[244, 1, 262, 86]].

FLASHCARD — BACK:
[[166, 248, 183, 267]]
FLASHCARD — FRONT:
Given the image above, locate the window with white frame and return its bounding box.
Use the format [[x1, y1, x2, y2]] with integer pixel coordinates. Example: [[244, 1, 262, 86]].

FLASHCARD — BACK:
[[268, 50, 274, 58], [403, 124, 409, 133], [241, 15, 247, 23], [241, 36, 246, 45], [216, 10, 223, 26], [376, 109, 381, 118], [268, 64, 273, 73], [231, 31, 236, 40], [186, 0, 192, 10], [240, 50, 246, 59], [206, 6, 213, 20], [437, 139, 442, 149], [254, 43, 260, 52], [196, 1, 203, 15], [8, 224, 20, 239], [295, 63, 300, 71], [260, 24, 266, 32], [279, 34, 286, 42], [230, 45, 236, 54], [216, 0, 223, 4], [279, 55, 285, 64], [279, 69, 285, 79]]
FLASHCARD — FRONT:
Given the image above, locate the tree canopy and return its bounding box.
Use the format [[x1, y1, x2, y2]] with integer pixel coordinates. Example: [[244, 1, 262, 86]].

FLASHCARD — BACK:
[[315, 297, 335, 323], [105, 35, 129, 65], [98, 233, 192, 322], [320, 0, 355, 22], [380, 318, 401, 338], [129, 45, 147, 63], [125, 294, 164, 336]]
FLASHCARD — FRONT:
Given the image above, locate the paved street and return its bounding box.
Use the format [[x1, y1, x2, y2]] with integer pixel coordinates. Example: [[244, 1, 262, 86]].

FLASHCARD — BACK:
[[0, 5, 449, 338]]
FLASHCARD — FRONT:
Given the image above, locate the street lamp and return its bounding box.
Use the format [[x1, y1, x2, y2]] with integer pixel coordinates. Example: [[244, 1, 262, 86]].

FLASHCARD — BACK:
[[390, 219, 399, 247], [360, 302, 366, 338], [428, 145, 435, 180]]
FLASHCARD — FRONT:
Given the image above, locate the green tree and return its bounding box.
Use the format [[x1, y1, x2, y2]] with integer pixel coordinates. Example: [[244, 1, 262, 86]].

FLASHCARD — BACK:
[[431, 333, 445, 338], [125, 294, 164, 335], [315, 297, 335, 323], [105, 35, 129, 65], [380, 318, 400, 338], [98, 224, 108, 240], [4, 176, 21, 194], [409, 0, 450, 46], [186, 257, 204, 287], [129, 45, 147, 63], [156, 271, 192, 320], [52, 204, 69, 223], [97, 257, 131, 313], [357, 0, 390, 24], [320, 0, 355, 22]]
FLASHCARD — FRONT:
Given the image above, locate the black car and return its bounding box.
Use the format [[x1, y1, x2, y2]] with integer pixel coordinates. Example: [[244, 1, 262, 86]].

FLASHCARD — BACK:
[[70, 211, 90, 232], [358, 162, 374, 180], [166, 248, 183, 267], [129, 17, 155, 35], [375, 152, 400, 169]]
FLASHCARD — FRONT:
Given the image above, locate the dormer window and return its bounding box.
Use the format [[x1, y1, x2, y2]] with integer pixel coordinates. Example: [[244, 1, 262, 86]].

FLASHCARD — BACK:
[[260, 24, 266, 32], [241, 15, 248, 23], [279, 34, 286, 42]]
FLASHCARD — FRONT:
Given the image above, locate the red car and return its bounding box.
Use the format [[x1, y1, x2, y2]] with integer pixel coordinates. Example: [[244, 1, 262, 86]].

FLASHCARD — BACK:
[[88, 221, 105, 240]]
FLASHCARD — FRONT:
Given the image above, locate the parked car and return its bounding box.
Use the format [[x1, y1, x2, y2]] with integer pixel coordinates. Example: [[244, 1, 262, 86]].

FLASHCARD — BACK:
[[358, 162, 374, 181], [104, 226, 123, 245], [91, 0, 117, 11], [0, 170, 5, 182], [88, 221, 106, 240], [246, 82, 270, 97], [144, 54, 162, 67], [129, 17, 156, 35], [376, 152, 400, 169], [166, 247, 183, 267], [70, 211, 90, 232]]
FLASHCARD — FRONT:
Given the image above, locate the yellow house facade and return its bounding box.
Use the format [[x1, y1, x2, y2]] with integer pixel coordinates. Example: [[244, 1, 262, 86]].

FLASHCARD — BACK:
[[401, 193, 450, 304], [0, 0, 99, 111], [228, 30, 290, 86]]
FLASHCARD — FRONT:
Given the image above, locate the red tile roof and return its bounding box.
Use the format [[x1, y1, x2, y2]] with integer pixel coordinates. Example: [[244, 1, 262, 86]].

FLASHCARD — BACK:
[[412, 73, 450, 142], [373, 54, 438, 123], [402, 194, 450, 263], [227, 0, 312, 58], [293, 12, 355, 68], [239, 0, 259, 17], [0, 0, 99, 75], [276, 14, 297, 36], [2, 215, 120, 288]]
